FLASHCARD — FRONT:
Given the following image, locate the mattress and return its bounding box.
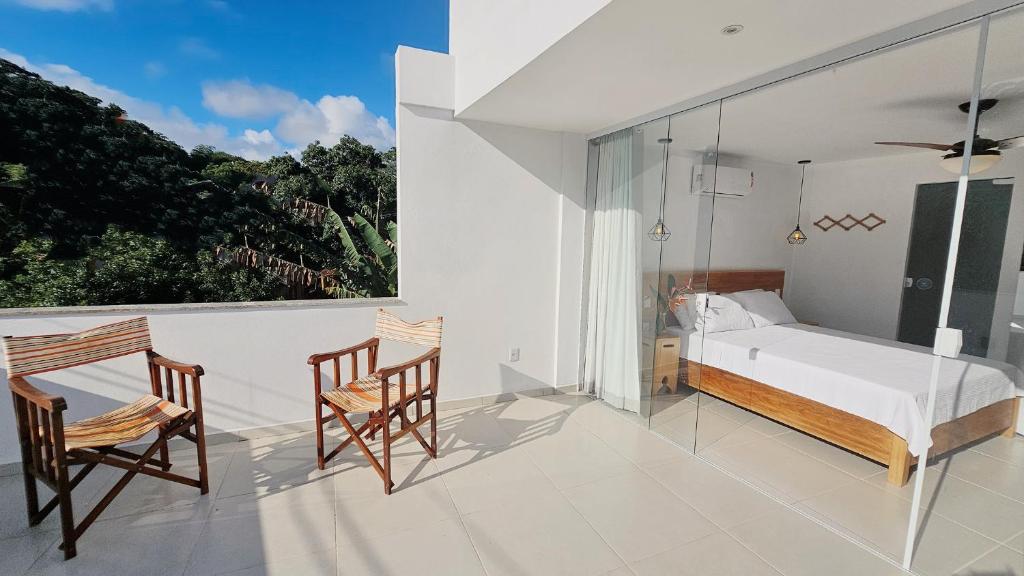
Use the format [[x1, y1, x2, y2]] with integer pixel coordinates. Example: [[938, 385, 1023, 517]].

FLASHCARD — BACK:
[[664, 323, 1023, 456]]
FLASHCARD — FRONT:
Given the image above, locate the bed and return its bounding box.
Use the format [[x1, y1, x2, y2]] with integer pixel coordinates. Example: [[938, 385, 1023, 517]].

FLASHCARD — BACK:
[[662, 269, 1022, 486]]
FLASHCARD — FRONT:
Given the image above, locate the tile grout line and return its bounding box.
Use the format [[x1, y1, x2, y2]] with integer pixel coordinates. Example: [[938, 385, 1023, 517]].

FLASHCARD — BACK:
[[841, 472, 1019, 551], [567, 397, 786, 573], [490, 396, 656, 572], [675, 399, 1024, 569], [520, 412, 642, 575], [632, 462, 786, 576], [947, 530, 1019, 575], [633, 400, 919, 575], [433, 410, 505, 576], [179, 442, 241, 576], [965, 442, 1024, 470]]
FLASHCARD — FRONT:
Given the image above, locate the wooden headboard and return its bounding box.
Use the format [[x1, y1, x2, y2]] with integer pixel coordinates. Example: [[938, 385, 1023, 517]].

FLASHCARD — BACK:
[[655, 269, 785, 297]]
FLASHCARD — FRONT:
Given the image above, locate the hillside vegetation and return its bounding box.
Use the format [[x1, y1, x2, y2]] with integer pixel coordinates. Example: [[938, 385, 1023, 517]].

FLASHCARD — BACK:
[[0, 58, 397, 307]]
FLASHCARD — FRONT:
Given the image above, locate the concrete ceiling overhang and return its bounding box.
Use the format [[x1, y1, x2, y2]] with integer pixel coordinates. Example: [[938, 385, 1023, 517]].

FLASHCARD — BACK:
[[453, 0, 1015, 136]]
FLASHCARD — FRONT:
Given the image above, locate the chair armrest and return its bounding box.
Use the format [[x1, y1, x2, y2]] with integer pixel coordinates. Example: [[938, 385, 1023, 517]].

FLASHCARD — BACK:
[[8, 376, 67, 412], [308, 337, 379, 365], [374, 348, 441, 380], [148, 351, 205, 377]]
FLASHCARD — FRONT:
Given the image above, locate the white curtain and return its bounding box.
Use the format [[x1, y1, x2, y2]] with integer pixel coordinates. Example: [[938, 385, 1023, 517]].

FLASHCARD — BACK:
[[583, 129, 642, 412]]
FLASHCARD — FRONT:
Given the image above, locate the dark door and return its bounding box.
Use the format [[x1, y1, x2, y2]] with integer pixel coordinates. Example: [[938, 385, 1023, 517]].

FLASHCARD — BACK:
[[897, 179, 1013, 356]]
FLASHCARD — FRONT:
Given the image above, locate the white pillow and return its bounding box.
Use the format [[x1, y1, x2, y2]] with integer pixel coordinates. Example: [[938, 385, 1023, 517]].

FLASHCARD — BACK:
[[693, 293, 754, 333], [729, 290, 796, 328]]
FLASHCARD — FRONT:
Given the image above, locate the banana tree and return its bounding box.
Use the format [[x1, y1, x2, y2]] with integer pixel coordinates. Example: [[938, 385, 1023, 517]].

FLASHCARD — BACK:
[[323, 209, 397, 297]]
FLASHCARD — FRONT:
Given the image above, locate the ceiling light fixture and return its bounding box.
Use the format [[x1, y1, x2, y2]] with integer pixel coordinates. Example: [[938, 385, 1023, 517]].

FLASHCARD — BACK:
[[939, 149, 1001, 175], [721, 24, 744, 36], [787, 160, 811, 245], [648, 136, 673, 242]]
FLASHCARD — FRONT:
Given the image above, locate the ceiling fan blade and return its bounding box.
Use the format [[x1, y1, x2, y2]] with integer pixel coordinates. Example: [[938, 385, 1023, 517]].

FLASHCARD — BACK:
[[874, 141, 953, 151], [997, 135, 1024, 150]]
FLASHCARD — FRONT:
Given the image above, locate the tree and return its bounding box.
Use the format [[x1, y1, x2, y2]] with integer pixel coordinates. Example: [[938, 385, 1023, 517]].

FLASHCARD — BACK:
[[0, 57, 399, 306]]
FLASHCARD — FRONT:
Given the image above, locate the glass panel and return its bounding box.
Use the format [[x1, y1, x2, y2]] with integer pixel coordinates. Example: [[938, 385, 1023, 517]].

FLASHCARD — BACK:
[[695, 20, 982, 568], [647, 101, 721, 452], [637, 117, 673, 424], [911, 7, 1024, 574]]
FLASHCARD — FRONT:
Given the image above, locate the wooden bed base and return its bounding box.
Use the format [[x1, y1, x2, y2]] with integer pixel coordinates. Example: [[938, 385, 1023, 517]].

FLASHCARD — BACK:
[[687, 361, 1020, 486], [655, 268, 1021, 487]]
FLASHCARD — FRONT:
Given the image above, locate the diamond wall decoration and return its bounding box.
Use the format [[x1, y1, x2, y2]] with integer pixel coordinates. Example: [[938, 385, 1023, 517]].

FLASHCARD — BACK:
[[813, 212, 887, 232]]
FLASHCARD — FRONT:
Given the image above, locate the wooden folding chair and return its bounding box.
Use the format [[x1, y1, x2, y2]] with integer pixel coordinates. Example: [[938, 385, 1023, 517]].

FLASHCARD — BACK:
[[3, 317, 208, 560], [308, 308, 442, 494]]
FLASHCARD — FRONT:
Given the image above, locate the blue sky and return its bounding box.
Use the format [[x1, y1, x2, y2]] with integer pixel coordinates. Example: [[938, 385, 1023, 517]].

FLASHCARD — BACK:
[[0, 0, 448, 158]]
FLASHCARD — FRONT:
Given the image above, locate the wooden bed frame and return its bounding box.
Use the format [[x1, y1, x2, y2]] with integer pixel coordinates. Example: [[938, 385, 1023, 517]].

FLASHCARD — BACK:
[[666, 269, 1021, 486]]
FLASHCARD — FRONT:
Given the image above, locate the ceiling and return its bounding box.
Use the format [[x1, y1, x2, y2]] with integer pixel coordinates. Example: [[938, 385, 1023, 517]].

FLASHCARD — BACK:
[[455, 0, 994, 136], [713, 10, 1024, 166]]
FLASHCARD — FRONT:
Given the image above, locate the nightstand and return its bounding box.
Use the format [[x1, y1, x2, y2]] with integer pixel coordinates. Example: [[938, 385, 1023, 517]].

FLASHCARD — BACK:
[[653, 334, 681, 394]]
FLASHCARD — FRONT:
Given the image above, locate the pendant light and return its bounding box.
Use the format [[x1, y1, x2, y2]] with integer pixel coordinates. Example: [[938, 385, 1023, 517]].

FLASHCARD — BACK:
[[787, 160, 811, 245], [648, 136, 673, 242]]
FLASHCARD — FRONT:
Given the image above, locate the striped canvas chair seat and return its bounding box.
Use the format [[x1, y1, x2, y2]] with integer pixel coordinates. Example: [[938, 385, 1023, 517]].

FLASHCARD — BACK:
[[321, 374, 401, 413], [59, 395, 190, 450]]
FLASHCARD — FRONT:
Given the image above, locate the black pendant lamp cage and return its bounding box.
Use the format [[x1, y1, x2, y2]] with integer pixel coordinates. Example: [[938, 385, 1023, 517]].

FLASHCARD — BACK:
[[787, 160, 811, 245], [649, 136, 673, 242]]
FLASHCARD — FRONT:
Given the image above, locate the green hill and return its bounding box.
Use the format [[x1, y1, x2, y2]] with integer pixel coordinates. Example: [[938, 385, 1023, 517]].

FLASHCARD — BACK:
[[0, 58, 396, 307]]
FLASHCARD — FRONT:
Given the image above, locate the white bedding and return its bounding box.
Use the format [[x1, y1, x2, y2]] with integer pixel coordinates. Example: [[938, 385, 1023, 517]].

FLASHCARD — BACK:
[[664, 324, 1023, 456]]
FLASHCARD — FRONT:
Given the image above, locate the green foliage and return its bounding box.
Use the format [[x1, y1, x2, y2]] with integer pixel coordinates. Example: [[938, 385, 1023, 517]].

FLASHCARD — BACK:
[[0, 227, 281, 307], [0, 58, 398, 307], [323, 208, 397, 297]]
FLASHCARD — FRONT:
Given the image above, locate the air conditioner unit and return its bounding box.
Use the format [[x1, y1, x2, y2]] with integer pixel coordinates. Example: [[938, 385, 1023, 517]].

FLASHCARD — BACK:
[[690, 165, 753, 197]]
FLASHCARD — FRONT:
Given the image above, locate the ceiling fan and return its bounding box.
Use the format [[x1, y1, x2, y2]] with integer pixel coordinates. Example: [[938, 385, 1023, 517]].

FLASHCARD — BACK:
[[875, 98, 1023, 174]]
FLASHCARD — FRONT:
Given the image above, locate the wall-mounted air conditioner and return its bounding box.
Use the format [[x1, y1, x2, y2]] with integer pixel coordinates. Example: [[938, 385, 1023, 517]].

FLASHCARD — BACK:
[[690, 165, 753, 197]]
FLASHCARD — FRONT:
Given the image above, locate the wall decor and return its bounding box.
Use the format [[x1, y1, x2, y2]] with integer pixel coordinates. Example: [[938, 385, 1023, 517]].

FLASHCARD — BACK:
[[813, 212, 887, 232]]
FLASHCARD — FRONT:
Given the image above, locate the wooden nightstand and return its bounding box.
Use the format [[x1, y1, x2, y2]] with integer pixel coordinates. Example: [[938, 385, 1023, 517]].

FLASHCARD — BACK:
[[653, 334, 681, 394]]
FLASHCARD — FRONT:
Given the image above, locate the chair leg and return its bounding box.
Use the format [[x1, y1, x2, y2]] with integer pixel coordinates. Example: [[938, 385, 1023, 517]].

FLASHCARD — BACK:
[[382, 413, 393, 495], [158, 425, 171, 472], [55, 463, 77, 560], [315, 401, 326, 471], [21, 466, 40, 525], [430, 395, 438, 458], [194, 420, 209, 495]]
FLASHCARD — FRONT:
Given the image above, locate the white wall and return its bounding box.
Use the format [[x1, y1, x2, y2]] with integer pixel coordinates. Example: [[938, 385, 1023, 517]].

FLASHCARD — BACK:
[[397, 46, 588, 400], [786, 151, 1024, 360], [0, 47, 589, 466], [449, 0, 611, 114], [640, 146, 800, 281]]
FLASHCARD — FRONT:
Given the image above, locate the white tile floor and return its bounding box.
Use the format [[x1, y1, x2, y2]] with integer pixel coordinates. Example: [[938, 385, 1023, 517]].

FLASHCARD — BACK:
[[0, 392, 1019, 576], [651, 391, 1024, 576]]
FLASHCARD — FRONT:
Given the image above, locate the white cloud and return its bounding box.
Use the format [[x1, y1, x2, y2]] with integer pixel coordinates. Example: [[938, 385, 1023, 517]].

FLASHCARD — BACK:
[[179, 37, 220, 60], [13, 0, 112, 11], [0, 48, 275, 158], [143, 61, 166, 79], [206, 79, 396, 150], [202, 80, 299, 119], [237, 129, 285, 160], [1, 50, 395, 158], [276, 94, 395, 150]]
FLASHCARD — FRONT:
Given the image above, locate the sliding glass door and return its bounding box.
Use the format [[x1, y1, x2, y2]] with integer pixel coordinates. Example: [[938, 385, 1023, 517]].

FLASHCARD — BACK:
[[581, 6, 1022, 573], [911, 7, 1024, 574]]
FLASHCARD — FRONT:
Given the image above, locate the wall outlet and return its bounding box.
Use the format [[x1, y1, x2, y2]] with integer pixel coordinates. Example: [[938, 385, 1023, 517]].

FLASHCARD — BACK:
[[509, 347, 520, 362]]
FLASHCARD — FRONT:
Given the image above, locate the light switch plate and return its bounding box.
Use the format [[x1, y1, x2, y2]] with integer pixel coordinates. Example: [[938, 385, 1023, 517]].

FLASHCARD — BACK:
[[509, 347, 520, 362]]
